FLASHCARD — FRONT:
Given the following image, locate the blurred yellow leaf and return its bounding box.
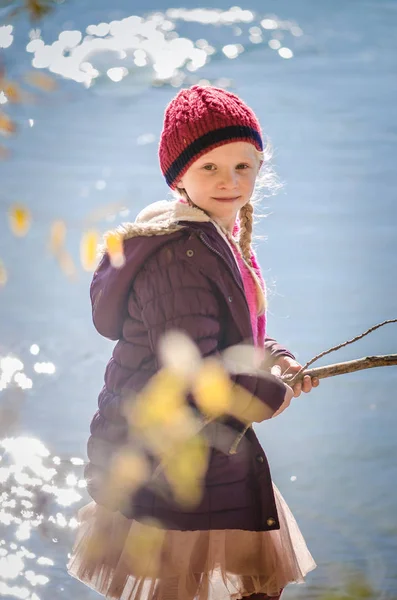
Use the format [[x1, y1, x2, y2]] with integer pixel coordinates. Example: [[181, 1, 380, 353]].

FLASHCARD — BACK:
[[58, 250, 78, 280], [164, 436, 209, 507], [0, 111, 17, 136], [123, 518, 165, 577], [24, 70, 57, 92], [229, 384, 273, 424], [171, 478, 202, 507], [158, 329, 202, 381], [193, 358, 232, 418], [49, 220, 66, 254], [104, 450, 149, 510], [80, 229, 100, 272], [0, 260, 7, 286], [0, 80, 23, 103], [105, 231, 125, 268], [111, 450, 149, 489], [130, 371, 185, 434], [8, 204, 31, 237], [132, 369, 187, 430]]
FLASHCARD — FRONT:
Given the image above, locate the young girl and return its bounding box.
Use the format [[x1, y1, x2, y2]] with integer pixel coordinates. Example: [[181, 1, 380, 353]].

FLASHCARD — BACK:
[[68, 85, 319, 600]]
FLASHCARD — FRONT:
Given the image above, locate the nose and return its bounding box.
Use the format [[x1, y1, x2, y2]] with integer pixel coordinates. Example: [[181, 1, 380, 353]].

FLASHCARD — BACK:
[[217, 168, 238, 190]]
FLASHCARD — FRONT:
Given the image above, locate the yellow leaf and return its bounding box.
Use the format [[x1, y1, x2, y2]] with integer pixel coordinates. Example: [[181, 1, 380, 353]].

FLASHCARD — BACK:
[[164, 436, 209, 507], [0, 112, 17, 136], [103, 450, 149, 510], [110, 450, 149, 489], [8, 204, 31, 237], [193, 358, 232, 418], [0, 80, 23, 103], [105, 232, 125, 268], [229, 384, 273, 423], [123, 519, 164, 577], [49, 220, 66, 254], [0, 260, 7, 286], [158, 329, 202, 381], [23, 70, 57, 92], [80, 230, 100, 271], [131, 368, 187, 430]]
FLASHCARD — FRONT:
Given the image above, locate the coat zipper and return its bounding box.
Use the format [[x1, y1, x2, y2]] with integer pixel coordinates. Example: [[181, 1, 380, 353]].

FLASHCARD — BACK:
[[198, 230, 255, 455], [198, 231, 252, 324]]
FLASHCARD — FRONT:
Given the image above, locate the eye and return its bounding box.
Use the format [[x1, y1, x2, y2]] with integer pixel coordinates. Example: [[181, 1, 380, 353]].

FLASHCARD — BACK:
[[236, 163, 250, 169], [203, 164, 216, 171]]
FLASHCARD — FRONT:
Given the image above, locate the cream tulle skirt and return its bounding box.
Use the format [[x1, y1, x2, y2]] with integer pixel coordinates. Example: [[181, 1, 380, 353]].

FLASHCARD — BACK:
[[67, 483, 316, 600]]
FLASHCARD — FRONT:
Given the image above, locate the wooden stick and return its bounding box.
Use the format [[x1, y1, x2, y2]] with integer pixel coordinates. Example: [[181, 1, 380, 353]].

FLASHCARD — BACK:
[[282, 354, 397, 385], [291, 319, 397, 379]]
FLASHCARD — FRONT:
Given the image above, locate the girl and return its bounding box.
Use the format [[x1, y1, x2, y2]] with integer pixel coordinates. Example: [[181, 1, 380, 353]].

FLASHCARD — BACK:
[[68, 85, 319, 600]]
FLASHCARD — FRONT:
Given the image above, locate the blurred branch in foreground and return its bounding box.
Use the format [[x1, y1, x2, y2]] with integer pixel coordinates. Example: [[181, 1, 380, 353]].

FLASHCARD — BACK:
[[0, 0, 61, 23]]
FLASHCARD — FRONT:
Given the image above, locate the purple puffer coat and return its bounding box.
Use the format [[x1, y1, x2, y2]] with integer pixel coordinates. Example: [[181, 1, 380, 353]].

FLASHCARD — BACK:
[[86, 200, 295, 533]]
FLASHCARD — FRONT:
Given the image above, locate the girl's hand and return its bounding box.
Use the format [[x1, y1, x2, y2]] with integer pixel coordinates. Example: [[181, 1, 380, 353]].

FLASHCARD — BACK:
[[271, 356, 320, 398]]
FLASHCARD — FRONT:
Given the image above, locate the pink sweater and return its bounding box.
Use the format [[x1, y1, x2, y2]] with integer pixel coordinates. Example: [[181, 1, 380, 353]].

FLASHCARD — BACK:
[[229, 243, 266, 348], [176, 198, 266, 349]]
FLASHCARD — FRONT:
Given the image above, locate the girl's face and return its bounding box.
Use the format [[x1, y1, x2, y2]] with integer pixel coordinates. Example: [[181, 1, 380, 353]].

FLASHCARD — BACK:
[[177, 142, 260, 232]]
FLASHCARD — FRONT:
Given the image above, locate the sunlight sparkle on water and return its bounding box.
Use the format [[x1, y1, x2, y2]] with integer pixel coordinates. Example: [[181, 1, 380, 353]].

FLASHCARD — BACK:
[[23, 8, 302, 87], [24, 570, 49, 586], [222, 44, 244, 59], [66, 473, 77, 486], [278, 47, 294, 59], [268, 39, 281, 50], [33, 363, 55, 375], [0, 25, 13, 49], [0, 553, 24, 579], [107, 67, 128, 82], [36, 557, 53, 566], [0, 436, 86, 595], [261, 18, 278, 30]]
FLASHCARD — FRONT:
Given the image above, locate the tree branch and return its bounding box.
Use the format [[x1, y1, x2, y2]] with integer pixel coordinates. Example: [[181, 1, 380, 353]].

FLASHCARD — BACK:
[[282, 354, 397, 385], [289, 319, 397, 383]]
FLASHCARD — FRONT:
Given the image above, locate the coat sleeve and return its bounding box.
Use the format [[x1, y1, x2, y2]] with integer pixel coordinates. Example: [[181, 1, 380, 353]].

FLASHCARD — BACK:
[[263, 336, 296, 367], [132, 243, 288, 422]]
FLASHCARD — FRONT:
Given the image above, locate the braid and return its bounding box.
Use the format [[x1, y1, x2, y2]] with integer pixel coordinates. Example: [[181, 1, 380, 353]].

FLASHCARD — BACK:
[[238, 202, 254, 266]]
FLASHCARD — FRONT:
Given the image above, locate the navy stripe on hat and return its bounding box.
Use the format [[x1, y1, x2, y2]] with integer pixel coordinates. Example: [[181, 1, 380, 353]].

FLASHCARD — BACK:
[[165, 125, 263, 188]]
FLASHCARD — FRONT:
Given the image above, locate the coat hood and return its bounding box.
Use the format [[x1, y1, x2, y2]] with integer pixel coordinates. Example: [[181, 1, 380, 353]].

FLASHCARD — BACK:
[[91, 199, 265, 341], [91, 199, 215, 340]]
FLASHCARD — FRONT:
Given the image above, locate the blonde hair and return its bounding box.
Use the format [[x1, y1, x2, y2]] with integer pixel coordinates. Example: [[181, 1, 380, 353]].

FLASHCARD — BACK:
[[173, 140, 280, 267]]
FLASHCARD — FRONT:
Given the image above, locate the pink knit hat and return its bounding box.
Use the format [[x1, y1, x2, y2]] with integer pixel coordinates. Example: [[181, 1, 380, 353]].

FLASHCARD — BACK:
[[159, 85, 263, 189]]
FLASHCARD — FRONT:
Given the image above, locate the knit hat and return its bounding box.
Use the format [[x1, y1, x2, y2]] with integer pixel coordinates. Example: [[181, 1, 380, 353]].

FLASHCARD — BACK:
[[159, 85, 264, 189]]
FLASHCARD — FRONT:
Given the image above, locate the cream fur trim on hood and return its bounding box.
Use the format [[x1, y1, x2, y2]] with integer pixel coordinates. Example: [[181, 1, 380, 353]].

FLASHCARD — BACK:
[[99, 199, 210, 251]]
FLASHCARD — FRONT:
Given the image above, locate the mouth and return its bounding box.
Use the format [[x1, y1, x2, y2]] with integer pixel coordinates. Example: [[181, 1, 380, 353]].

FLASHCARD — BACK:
[[212, 196, 241, 202]]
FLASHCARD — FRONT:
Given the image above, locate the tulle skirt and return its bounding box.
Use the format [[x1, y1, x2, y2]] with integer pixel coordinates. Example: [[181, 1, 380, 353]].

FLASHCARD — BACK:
[[67, 482, 316, 600]]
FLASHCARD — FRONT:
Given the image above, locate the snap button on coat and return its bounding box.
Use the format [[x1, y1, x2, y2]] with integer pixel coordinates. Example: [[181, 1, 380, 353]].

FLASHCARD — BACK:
[[186, 249, 194, 257], [256, 455, 264, 463], [266, 517, 276, 526], [228, 295, 233, 302]]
